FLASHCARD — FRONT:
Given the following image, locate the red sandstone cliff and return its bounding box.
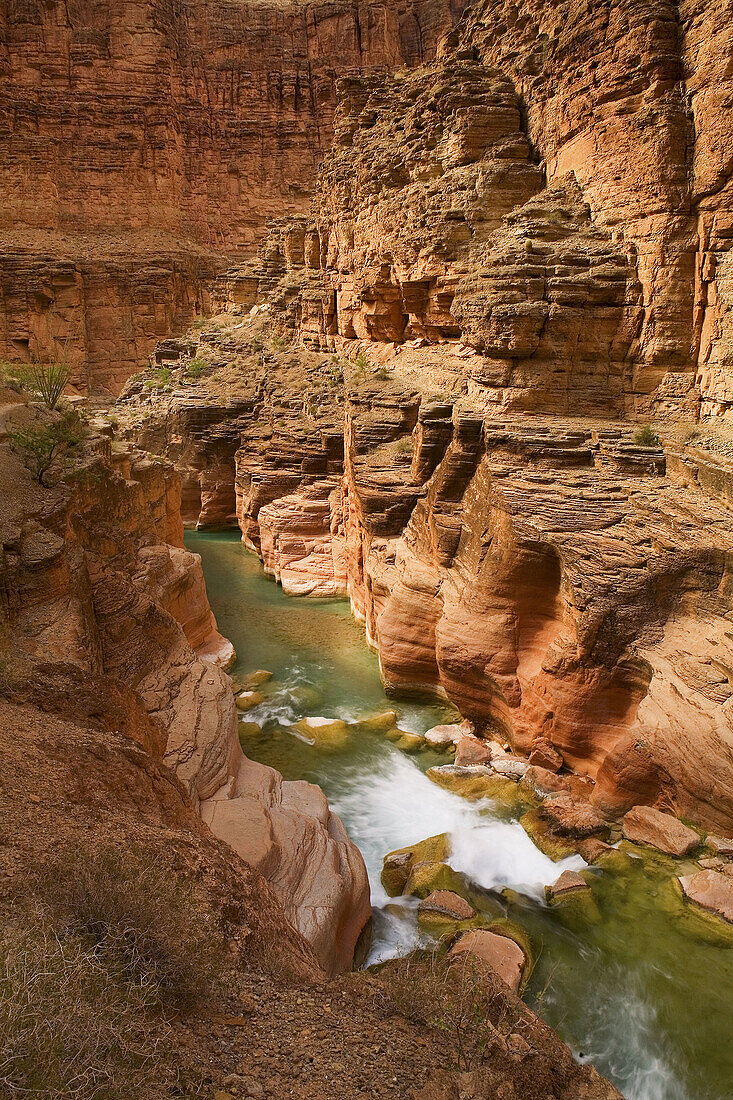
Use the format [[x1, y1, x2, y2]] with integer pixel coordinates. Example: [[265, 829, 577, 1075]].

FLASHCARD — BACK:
[[0, 393, 370, 974], [0, 0, 459, 393]]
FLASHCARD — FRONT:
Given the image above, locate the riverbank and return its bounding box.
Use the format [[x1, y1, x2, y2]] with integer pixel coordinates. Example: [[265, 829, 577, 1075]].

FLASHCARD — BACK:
[[188, 529, 733, 1100]]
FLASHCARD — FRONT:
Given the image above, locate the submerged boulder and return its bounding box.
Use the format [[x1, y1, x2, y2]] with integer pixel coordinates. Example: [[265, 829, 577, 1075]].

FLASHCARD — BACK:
[[356, 710, 399, 732], [545, 870, 601, 926], [679, 870, 733, 924], [427, 764, 524, 805], [291, 715, 349, 748], [240, 669, 273, 690], [236, 690, 265, 711]]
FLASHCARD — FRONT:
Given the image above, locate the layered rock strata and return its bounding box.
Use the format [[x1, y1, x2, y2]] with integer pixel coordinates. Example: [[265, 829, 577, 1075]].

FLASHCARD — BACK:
[[0, 0, 459, 391], [0, 399, 370, 973], [121, 327, 733, 835], [216, 1, 733, 421]]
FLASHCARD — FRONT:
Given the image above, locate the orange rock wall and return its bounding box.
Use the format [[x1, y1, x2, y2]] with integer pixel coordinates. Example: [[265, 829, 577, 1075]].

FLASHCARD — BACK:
[[0, 0, 460, 391]]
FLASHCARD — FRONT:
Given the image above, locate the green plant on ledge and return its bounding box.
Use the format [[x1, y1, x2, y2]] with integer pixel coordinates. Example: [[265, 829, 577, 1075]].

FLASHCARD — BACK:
[[18, 356, 73, 411], [143, 366, 172, 391], [185, 357, 208, 380], [8, 409, 87, 487], [634, 424, 662, 447]]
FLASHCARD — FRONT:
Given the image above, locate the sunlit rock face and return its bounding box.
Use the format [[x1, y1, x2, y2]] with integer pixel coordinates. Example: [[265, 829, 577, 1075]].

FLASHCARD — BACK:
[[212, 0, 733, 423], [0, 418, 370, 974]]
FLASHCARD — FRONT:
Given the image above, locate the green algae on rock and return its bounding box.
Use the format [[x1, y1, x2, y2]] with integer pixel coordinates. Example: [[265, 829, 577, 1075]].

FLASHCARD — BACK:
[[291, 716, 350, 749], [427, 764, 529, 807]]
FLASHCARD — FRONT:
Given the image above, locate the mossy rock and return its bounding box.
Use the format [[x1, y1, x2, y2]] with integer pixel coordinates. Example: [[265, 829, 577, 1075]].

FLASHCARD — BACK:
[[417, 909, 484, 938], [291, 716, 349, 749], [427, 766, 522, 806], [381, 833, 450, 897], [658, 878, 733, 949], [394, 731, 425, 753], [618, 840, 701, 879], [384, 726, 404, 742], [520, 809, 577, 861], [235, 690, 264, 711], [546, 885, 602, 929], [591, 847, 638, 875], [240, 669, 273, 690], [404, 861, 466, 900], [356, 710, 399, 733], [237, 721, 261, 742]]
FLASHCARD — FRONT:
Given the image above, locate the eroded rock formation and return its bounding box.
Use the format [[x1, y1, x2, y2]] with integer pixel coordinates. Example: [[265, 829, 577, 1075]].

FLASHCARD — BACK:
[[117, 303, 733, 836], [212, 0, 732, 423], [0, 397, 370, 973], [0, 0, 459, 392]]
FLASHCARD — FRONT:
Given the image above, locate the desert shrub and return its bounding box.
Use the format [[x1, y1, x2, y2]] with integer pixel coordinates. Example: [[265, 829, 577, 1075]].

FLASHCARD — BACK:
[[31, 846, 224, 1013], [143, 365, 172, 390], [393, 435, 413, 455], [185, 357, 208, 379], [372, 367, 391, 381], [19, 359, 72, 410], [0, 918, 168, 1100], [327, 359, 344, 386], [8, 409, 87, 487], [0, 360, 23, 386], [633, 424, 661, 447], [381, 951, 524, 1072]]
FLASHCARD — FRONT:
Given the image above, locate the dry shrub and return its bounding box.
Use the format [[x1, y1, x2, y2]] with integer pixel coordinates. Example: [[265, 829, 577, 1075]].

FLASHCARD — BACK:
[[380, 951, 526, 1072], [31, 846, 225, 1013], [0, 846, 227, 1098], [0, 918, 170, 1100]]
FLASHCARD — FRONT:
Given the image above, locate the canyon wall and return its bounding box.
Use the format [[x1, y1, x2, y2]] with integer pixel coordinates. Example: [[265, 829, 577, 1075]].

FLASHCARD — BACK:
[[4, 0, 733, 411], [230, 381, 733, 831], [219, 0, 733, 420], [0, 0, 460, 392], [0, 394, 370, 973], [119, 307, 733, 835]]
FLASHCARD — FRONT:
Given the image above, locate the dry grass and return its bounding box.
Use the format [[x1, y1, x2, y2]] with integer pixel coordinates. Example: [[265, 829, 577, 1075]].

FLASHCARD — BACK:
[[31, 846, 225, 1012], [0, 917, 170, 1100], [0, 846, 227, 1099], [380, 950, 526, 1072]]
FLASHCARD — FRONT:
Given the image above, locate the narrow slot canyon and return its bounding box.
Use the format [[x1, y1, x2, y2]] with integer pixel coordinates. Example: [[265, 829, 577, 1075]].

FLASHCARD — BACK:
[[3, 0, 733, 1097]]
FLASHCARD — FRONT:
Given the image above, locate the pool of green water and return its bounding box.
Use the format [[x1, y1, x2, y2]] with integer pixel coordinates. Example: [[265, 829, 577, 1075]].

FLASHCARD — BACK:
[[187, 530, 733, 1100]]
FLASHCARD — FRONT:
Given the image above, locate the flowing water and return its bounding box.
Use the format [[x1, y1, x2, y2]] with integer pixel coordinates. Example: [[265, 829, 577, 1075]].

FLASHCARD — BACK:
[[187, 530, 733, 1100]]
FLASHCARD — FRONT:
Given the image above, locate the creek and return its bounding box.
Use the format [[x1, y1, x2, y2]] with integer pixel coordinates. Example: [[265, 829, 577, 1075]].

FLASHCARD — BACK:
[[187, 530, 733, 1100]]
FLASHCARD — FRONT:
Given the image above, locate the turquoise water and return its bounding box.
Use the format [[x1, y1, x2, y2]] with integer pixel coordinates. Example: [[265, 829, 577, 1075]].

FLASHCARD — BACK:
[[187, 530, 733, 1100]]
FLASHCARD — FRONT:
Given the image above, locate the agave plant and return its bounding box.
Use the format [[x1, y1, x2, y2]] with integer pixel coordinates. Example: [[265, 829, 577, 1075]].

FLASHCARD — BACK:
[[21, 358, 72, 410], [19, 336, 75, 410]]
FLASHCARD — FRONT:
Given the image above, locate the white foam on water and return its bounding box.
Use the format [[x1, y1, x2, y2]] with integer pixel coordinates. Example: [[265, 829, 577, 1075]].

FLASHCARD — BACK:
[[448, 820, 586, 901], [327, 746, 479, 905], [564, 978, 694, 1100]]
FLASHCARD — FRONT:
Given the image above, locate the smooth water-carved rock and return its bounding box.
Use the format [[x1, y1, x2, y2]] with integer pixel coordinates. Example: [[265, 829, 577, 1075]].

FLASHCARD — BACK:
[[201, 756, 370, 974], [0, 420, 370, 973]]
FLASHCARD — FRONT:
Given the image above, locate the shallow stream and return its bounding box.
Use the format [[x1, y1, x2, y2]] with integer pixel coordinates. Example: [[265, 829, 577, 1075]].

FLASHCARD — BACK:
[[188, 530, 733, 1100]]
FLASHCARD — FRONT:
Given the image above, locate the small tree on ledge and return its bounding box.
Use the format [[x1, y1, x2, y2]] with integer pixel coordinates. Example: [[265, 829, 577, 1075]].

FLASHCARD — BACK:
[[8, 410, 87, 487]]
